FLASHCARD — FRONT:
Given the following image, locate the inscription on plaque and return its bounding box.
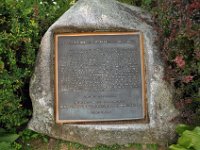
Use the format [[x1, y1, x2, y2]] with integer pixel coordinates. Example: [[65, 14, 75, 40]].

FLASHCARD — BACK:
[[55, 32, 146, 123]]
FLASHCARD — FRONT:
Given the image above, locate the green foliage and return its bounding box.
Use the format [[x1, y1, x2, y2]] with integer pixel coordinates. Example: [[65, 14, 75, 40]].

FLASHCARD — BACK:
[[0, 128, 20, 150], [146, 144, 158, 150], [120, 0, 200, 128], [0, 0, 74, 132], [0, 0, 74, 148], [20, 129, 49, 143], [16, 129, 50, 149], [175, 124, 194, 135], [154, 0, 200, 125], [169, 125, 200, 150]]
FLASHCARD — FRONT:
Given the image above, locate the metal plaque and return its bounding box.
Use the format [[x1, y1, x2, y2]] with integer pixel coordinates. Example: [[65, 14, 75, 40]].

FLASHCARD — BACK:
[[55, 32, 147, 123]]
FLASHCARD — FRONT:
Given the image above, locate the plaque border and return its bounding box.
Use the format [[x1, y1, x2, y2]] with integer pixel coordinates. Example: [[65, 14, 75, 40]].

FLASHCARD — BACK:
[[54, 32, 147, 124]]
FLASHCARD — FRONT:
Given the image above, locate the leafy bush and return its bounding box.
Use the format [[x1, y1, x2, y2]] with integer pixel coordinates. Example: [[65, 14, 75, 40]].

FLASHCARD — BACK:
[[0, 0, 74, 131], [153, 0, 200, 125], [169, 124, 200, 150], [119, 0, 200, 125], [0, 1, 75, 149]]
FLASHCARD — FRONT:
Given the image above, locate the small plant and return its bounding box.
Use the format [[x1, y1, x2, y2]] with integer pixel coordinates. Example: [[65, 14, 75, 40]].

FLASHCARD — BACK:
[[169, 124, 200, 150], [16, 129, 50, 149], [20, 129, 49, 143]]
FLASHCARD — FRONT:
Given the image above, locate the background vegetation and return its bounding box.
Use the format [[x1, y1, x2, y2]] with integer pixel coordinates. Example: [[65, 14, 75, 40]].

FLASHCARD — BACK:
[[0, 0, 199, 149], [0, 0, 75, 149], [0, 0, 75, 130], [153, 0, 200, 125]]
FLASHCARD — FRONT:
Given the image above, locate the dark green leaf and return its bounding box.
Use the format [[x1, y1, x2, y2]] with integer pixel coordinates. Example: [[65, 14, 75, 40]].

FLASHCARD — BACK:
[[169, 144, 188, 150], [0, 133, 19, 143], [0, 142, 13, 150], [176, 124, 193, 135], [178, 130, 200, 150]]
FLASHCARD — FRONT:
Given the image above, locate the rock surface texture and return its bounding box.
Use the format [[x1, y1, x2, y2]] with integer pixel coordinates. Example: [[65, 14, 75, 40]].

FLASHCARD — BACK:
[[29, 0, 179, 147]]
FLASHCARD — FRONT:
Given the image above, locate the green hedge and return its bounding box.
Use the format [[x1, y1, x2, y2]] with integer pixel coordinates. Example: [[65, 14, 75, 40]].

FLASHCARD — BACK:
[[0, 0, 75, 131]]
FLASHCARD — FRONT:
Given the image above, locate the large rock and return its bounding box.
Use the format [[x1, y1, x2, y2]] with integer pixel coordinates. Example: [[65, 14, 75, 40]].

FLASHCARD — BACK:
[[28, 0, 179, 147]]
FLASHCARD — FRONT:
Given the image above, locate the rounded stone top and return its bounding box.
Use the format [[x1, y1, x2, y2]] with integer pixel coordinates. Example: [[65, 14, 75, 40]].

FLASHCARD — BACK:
[[50, 0, 153, 33]]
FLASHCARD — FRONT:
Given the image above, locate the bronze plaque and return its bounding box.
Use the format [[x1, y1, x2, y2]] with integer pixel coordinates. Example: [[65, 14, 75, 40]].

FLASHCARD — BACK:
[[55, 32, 146, 123]]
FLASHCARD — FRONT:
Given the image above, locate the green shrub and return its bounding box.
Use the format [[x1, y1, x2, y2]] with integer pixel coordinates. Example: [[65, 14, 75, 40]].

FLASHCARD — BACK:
[[0, 0, 74, 131], [120, 0, 200, 126], [169, 124, 200, 150], [153, 0, 200, 125]]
